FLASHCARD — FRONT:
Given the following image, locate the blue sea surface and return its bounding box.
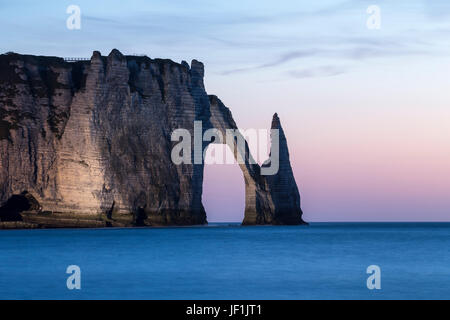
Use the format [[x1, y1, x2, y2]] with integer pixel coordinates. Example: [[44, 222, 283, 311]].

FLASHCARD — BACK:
[[0, 223, 449, 299]]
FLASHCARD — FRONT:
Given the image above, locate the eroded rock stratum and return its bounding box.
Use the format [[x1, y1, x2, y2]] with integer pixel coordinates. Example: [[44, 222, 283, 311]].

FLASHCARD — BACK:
[[0, 49, 306, 228]]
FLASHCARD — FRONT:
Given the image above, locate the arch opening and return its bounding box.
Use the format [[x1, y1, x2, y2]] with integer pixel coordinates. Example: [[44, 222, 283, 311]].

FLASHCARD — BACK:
[[202, 144, 245, 223]]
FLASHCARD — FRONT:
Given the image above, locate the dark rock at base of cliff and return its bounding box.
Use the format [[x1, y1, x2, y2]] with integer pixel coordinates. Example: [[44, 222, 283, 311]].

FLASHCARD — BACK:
[[0, 191, 41, 222]]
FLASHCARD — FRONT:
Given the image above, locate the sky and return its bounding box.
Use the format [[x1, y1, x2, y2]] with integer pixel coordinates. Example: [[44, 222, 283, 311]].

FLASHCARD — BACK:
[[1, 0, 449, 221]]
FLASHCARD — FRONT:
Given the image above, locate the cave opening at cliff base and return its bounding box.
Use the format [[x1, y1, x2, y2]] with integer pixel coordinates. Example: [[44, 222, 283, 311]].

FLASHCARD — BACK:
[[0, 191, 41, 222]]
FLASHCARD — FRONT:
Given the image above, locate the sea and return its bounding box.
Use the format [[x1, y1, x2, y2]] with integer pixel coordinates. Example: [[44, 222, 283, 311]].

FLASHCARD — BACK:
[[0, 223, 449, 299]]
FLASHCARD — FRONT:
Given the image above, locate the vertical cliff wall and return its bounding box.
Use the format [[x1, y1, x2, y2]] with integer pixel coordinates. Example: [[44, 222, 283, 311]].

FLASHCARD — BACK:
[[0, 49, 305, 228]]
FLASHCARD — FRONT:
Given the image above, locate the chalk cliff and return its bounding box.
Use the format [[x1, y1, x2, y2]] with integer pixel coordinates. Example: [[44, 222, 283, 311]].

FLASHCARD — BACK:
[[0, 49, 306, 228]]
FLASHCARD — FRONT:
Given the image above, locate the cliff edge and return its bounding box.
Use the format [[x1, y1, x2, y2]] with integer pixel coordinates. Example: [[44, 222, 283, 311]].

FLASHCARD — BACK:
[[0, 49, 306, 228]]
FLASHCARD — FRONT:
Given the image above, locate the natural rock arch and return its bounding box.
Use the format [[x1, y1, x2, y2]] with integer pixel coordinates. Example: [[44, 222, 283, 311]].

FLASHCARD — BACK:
[[202, 95, 305, 225]]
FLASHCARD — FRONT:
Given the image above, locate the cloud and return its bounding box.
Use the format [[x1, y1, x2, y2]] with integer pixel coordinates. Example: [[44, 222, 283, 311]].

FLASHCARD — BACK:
[[221, 49, 318, 75], [214, 0, 361, 26], [259, 50, 318, 67], [220, 38, 430, 76], [288, 65, 347, 79], [421, 0, 450, 19], [83, 15, 119, 24]]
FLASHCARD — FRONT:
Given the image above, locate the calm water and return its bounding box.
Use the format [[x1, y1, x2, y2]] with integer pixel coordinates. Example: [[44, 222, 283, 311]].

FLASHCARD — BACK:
[[0, 223, 449, 299]]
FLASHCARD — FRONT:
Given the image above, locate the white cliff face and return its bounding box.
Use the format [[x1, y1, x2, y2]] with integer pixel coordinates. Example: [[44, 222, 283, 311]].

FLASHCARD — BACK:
[[0, 49, 305, 228]]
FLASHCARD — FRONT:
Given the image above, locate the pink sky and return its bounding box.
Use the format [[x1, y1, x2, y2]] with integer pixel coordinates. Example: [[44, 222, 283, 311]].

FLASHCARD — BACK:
[[203, 59, 450, 222]]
